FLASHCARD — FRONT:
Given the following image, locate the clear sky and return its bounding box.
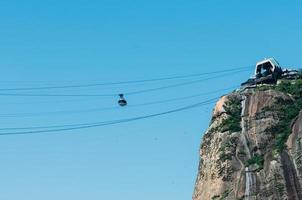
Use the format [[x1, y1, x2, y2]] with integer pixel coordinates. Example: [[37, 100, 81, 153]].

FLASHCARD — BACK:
[[0, 0, 301, 199]]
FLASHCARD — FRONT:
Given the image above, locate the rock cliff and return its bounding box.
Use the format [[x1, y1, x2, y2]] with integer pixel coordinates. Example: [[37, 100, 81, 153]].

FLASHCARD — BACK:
[[193, 79, 302, 200]]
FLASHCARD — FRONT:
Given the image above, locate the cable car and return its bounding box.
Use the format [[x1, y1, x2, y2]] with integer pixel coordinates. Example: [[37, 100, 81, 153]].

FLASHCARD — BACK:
[[255, 58, 282, 80], [118, 94, 127, 107], [241, 58, 283, 87]]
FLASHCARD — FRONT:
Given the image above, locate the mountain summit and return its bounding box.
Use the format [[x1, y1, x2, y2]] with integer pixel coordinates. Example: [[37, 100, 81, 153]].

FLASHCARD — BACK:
[[193, 69, 302, 199]]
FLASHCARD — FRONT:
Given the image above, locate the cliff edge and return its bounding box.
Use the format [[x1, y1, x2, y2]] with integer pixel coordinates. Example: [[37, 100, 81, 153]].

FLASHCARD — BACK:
[[193, 79, 302, 200]]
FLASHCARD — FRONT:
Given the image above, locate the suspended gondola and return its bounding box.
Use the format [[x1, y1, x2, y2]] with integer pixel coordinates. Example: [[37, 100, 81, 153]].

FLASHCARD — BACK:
[[118, 94, 127, 107]]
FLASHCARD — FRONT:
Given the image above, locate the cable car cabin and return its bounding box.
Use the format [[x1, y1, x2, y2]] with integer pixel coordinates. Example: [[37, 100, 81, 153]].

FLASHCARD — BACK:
[[254, 58, 282, 84], [241, 58, 283, 87], [118, 94, 127, 107]]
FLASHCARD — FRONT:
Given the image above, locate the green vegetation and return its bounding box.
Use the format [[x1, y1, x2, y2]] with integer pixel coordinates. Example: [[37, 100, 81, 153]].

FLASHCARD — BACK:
[[219, 151, 232, 162], [238, 150, 246, 156], [273, 80, 302, 152], [275, 182, 285, 195], [256, 84, 273, 91], [220, 96, 242, 132], [208, 96, 242, 134], [270, 107, 296, 153], [219, 189, 231, 200], [276, 79, 302, 96], [218, 138, 238, 162], [219, 143, 232, 161], [264, 79, 302, 153], [245, 153, 264, 170], [211, 189, 231, 200], [211, 195, 220, 200], [256, 75, 302, 93], [219, 142, 233, 152]]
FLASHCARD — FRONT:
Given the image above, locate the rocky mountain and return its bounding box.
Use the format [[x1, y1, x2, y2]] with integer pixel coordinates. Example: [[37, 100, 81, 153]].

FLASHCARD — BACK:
[[193, 78, 302, 200]]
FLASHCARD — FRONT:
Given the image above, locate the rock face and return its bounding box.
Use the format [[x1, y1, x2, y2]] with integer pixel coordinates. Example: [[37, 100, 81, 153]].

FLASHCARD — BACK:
[[193, 81, 302, 200]]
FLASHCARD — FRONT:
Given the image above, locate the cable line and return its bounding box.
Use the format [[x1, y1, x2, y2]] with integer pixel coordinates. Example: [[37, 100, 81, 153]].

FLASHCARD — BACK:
[[0, 85, 236, 118], [126, 70, 246, 95], [0, 66, 251, 91], [1, 99, 217, 130], [0, 98, 218, 136], [0, 69, 248, 97]]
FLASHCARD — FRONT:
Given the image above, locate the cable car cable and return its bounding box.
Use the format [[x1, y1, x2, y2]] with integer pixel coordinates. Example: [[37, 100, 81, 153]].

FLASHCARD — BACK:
[[125, 69, 247, 95], [0, 98, 218, 131], [0, 85, 237, 118], [0, 69, 249, 97], [0, 66, 251, 91], [0, 98, 218, 136]]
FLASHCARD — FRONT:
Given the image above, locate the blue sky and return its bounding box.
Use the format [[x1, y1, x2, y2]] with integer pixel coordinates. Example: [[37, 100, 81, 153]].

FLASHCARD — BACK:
[[0, 0, 301, 199]]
